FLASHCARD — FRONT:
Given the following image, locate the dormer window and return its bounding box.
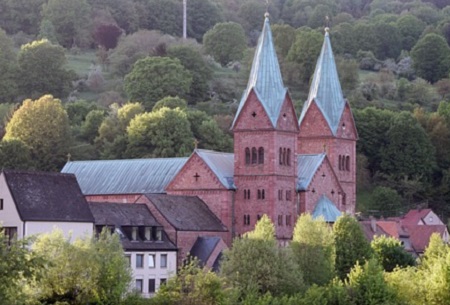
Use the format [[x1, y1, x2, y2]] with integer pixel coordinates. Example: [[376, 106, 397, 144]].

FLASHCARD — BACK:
[[132, 227, 138, 241], [156, 227, 162, 241], [145, 227, 152, 241]]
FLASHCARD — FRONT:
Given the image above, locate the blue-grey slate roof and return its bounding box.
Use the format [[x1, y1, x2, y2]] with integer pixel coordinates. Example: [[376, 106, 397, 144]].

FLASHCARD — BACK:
[[62, 158, 187, 195], [299, 30, 345, 135], [189, 236, 221, 265], [232, 15, 287, 128], [312, 195, 342, 222], [297, 154, 326, 191], [196, 149, 235, 189]]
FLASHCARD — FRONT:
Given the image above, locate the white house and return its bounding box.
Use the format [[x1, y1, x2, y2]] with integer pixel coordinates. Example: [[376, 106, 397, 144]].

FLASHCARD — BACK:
[[88, 202, 177, 297], [0, 170, 94, 242]]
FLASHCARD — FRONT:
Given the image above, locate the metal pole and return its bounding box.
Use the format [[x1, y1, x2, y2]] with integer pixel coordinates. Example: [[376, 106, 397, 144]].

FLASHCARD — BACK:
[[183, 0, 187, 40]]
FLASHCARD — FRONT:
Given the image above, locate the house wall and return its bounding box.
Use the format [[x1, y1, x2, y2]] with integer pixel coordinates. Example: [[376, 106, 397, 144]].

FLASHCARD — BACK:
[[25, 221, 93, 240], [0, 173, 24, 237], [422, 211, 444, 225], [127, 250, 177, 297]]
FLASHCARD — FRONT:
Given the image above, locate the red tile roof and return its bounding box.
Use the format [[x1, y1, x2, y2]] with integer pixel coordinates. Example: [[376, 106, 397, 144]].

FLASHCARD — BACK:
[[408, 225, 447, 253], [401, 209, 432, 227]]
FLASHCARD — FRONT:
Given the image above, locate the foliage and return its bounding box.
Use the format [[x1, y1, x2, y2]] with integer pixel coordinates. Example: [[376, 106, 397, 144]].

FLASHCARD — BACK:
[[186, 0, 224, 42], [371, 235, 415, 272], [0, 28, 19, 103], [221, 216, 304, 297], [396, 15, 426, 51], [81, 109, 106, 143], [29, 229, 132, 305], [153, 97, 188, 112], [141, 0, 181, 36], [117, 102, 145, 128], [272, 24, 296, 60], [126, 107, 194, 158], [334, 214, 372, 279], [411, 33, 450, 84], [368, 186, 403, 217], [203, 22, 247, 66], [124, 57, 192, 110], [154, 258, 231, 305], [167, 45, 213, 104], [0, 139, 34, 170], [94, 23, 122, 50], [4, 95, 71, 171], [38, 19, 59, 45], [291, 214, 335, 286], [0, 228, 43, 304], [66, 100, 99, 126], [42, 0, 92, 48], [18, 39, 75, 99], [286, 29, 323, 84], [0, 0, 46, 35]]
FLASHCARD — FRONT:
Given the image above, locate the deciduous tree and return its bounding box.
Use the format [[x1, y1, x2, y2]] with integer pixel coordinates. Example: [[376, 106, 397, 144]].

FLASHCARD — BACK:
[[371, 235, 415, 272], [0, 28, 19, 102]]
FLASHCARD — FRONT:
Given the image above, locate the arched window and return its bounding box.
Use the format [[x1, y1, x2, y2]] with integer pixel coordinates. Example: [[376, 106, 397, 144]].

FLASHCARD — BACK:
[[283, 148, 287, 165], [258, 147, 264, 164], [279, 147, 283, 165], [262, 189, 265, 199], [252, 147, 257, 164], [346, 156, 350, 171], [287, 149, 291, 166], [245, 148, 250, 165], [341, 155, 346, 171], [248, 189, 251, 199], [338, 155, 342, 170]]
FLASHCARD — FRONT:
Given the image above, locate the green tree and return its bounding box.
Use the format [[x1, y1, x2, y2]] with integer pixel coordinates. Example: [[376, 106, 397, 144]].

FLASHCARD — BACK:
[[88, 0, 139, 33], [0, 139, 34, 170], [396, 15, 426, 51], [380, 111, 436, 181], [81, 109, 106, 143], [18, 39, 75, 99], [272, 24, 296, 59], [372, 21, 402, 60], [124, 57, 192, 110], [38, 19, 59, 45], [371, 235, 415, 272], [187, 0, 224, 42], [4, 95, 71, 171], [167, 45, 213, 104], [334, 214, 372, 279], [153, 96, 188, 112], [307, 4, 333, 29], [42, 0, 92, 48], [411, 33, 450, 83], [126, 107, 194, 158], [0, 28, 19, 102], [0, 0, 46, 35], [287, 29, 323, 84], [291, 214, 335, 287], [368, 186, 403, 217], [154, 258, 230, 305], [117, 102, 145, 129], [0, 228, 43, 304], [66, 100, 100, 126], [203, 22, 247, 66], [221, 215, 304, 297], [140, 0, 181, 36]]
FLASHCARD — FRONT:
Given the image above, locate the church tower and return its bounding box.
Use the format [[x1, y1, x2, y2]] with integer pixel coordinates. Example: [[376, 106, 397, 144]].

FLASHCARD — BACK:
[[232, 14, 299, 241], [297, 29, 357, 214]]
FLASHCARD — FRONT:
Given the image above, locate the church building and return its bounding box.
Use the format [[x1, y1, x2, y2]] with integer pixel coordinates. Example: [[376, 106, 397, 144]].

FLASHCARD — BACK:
[[62, 15, 357, 246]]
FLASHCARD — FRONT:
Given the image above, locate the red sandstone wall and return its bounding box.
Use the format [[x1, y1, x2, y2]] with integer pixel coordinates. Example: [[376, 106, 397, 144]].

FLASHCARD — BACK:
[[85, 194, 141, 203]]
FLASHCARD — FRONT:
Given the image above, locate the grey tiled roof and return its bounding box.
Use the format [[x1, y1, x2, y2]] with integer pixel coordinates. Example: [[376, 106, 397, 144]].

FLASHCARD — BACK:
[[62, 158, 187, 195], [196, 149, 235, 189], [232, 15, 287, 128], [297, 154, 326, 191], [3, 170, 94, 222], [145, 194, 227, 232], [189, 236, 221, 265], [299, 31, 345, 135], [312, 195, 341, 222]]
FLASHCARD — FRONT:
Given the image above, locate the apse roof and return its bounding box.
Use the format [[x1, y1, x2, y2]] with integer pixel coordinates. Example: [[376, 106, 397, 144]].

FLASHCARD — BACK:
[[232, 15, 287, 128], [62, 158, 187, 195], [312, 195, 342, 222], [298, 30, 345, 135]]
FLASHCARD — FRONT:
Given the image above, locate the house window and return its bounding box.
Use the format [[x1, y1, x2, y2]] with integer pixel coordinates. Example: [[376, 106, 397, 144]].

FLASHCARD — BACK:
[[145, 227, 151, 241], [135, 279, 143, 292], [278, 215, 283, 226], [125, 255, 131, 267], [132, 227, 138, 241], [3, 227, 17, 245], [0, 198, 3, 210], [160, 278, 167, 286], [154, 227, 162, 241], [136, 254, 144, 268], [258, 147, 264, 164], [148, 279, 156, 293], [160, 254, 167, 268], [287, 149, 291, 166], [252, 147, 257, 164], [148, 254, 155, 268], [245, 148, 250, 165]]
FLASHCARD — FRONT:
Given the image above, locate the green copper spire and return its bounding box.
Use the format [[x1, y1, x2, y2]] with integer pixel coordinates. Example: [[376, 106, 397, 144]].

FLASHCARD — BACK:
[[232, 14, 287, 128], [299, 29, 345, 135]]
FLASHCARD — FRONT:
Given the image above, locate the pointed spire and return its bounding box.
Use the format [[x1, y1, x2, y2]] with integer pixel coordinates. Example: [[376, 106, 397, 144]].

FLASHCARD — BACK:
[[232, 13, 287, 129], [299, 28, 346, 135]]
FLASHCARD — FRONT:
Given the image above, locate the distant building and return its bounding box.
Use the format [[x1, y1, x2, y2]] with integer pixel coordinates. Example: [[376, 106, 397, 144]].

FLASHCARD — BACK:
[[0, 170, 94, 242]]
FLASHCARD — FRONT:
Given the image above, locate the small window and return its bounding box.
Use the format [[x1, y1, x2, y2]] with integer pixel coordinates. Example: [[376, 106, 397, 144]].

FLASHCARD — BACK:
[[136, 254, 144, 268], [248, 189, 251, 199], [156, 227, 163, 241], [338, 155, 342, 170], [262, 189, 265, 199], [148, 279, 156, 293], [258, 147, 264, 164], [257, 214, 261, 220], [279, 147, 283, 165], [148, 254, 155, 268], [3, 227, 17, 245], [287, 149, 291, 166], [346, 156, 350, 171], [125, 254, 131, 267], [160, 278, 167, 286], [132, 227, 138, 241], [245, 148, 250, 165], [160, 254, 167, 268], [135, 279, 143, 293], [145, 227, 151, 241], [283, 148, 287, 165], [252, 147, 257, 164], [0, 198, 3, 210]]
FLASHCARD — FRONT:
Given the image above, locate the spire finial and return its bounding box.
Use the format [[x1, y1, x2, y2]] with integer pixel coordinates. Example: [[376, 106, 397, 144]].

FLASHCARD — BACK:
[[265, 0, 270, 18]]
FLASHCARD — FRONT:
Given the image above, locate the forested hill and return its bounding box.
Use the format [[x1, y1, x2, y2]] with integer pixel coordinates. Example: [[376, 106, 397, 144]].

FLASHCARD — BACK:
[[0, 0, 450, 220]]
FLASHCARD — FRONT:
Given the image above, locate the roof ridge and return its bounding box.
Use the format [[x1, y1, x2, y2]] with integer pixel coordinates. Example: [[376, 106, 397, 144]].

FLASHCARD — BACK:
[[66, 157, 189, 164]]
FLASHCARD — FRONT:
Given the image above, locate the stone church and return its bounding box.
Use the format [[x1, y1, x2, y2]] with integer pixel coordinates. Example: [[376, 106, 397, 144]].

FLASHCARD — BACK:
[[62, 15, 357, 246]]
